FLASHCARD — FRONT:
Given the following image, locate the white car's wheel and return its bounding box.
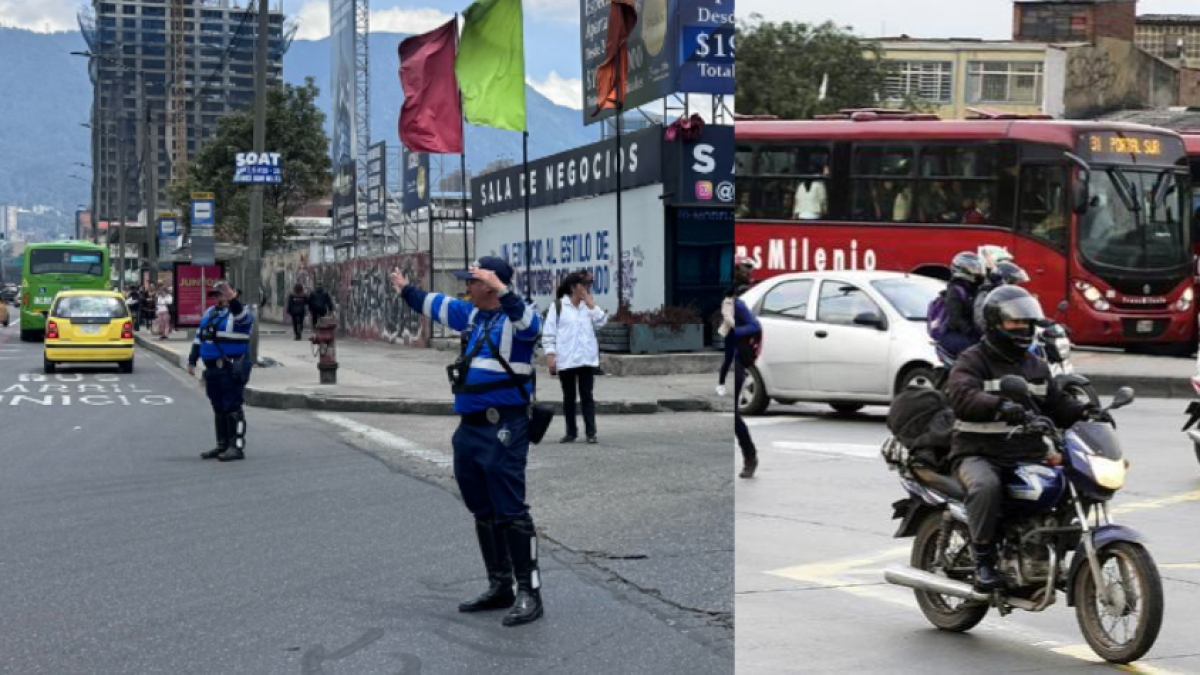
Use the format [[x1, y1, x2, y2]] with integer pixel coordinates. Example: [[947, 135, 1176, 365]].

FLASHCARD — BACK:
[[898, 365, 937, 392], [738, 366, 770, 416]]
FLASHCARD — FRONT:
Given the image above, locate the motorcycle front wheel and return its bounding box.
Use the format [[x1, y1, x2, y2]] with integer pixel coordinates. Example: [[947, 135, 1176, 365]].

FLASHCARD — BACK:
[[1073, 541, 1164, 664], [912, 512, 989, 632]]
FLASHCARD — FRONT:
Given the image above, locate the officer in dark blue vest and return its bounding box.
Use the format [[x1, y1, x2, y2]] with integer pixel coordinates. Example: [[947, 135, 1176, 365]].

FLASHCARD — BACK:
[[391, 256, 545, 627], [187, 281, 254, 462]]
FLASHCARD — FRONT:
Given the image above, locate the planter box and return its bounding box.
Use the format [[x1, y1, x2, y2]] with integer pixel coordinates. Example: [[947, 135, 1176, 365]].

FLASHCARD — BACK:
[[599, 323, 705, 354]]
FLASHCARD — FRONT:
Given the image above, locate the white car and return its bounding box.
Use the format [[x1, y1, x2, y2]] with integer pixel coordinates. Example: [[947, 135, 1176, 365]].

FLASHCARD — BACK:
[[738, 270, 942, 415]]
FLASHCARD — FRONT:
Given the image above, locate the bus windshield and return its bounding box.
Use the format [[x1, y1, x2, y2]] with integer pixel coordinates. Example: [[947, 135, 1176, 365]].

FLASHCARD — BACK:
[[1077, 168, 1190, 272], [28, 249, 105, 276]]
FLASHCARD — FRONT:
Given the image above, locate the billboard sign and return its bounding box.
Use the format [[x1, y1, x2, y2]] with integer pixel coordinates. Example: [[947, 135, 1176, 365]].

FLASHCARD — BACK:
[[331, 0, 359, 247], [174, 263, 224, 327], [471, 126, 662, 218], [402, 147, 431, 214], [366, 141, 387, 226], [580, 0, 678, 125], [663, 124, 734, 208], [677, 0, 735, 94], [233, 152, 283, 184]]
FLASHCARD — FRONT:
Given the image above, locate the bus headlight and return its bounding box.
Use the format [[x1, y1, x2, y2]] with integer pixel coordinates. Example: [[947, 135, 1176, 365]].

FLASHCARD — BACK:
[[1074, 280, 1111, 311], [1173, 287, 1194, 312]]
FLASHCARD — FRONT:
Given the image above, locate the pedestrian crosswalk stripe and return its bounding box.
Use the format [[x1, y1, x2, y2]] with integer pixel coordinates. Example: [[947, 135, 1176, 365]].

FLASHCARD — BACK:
[[771, 440, 881, 459], [315, 412, 453, 467]]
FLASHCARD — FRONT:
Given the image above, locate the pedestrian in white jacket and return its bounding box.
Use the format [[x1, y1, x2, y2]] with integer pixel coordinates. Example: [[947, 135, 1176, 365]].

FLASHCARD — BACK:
[[544, 271, 608, 444]]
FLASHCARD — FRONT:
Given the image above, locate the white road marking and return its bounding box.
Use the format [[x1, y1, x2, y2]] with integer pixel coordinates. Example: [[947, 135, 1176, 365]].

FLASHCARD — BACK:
[[315, 412, 452, 468], [745, 416, 817, 427], [771, 440, 881, 459]]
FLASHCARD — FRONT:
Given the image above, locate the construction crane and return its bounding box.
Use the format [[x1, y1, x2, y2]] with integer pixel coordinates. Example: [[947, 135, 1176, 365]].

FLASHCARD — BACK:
[[169, 0, 187, 185]]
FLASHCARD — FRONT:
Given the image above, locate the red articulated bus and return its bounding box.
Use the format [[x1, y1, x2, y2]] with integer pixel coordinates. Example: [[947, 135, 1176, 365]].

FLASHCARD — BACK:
[[736, 110, 1196, 350]]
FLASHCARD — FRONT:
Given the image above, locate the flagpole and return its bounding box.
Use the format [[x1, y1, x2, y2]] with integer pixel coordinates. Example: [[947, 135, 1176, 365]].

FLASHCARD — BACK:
[[615, 52, 624, 309], [455, 12, 470, 273], [523, 130, 531, 300]]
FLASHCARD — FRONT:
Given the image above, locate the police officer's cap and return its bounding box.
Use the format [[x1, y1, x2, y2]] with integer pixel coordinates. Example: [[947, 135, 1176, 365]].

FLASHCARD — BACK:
[[452, 256, 514, 286]]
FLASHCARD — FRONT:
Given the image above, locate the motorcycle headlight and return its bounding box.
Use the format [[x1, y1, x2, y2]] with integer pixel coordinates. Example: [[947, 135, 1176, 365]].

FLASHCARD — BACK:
[[1089, 455, 1127, 490]]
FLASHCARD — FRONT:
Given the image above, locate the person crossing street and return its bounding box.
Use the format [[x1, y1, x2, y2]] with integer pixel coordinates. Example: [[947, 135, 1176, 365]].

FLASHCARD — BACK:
[[391, 256, 546, 627], [187, 281, 255, 462]]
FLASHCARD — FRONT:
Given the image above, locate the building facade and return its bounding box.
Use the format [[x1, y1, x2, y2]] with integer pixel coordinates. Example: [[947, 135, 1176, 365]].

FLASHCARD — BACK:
[[79, 0, 292, 227], [1136, 14, 1200, 68]]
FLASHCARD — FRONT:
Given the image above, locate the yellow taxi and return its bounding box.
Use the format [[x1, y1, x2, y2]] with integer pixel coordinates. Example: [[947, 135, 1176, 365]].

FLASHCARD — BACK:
[[44, 290, 135, 374]]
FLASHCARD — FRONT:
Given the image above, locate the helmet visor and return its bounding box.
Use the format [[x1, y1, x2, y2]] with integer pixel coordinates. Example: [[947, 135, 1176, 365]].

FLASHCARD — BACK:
[[996, 295, 1044, 322]]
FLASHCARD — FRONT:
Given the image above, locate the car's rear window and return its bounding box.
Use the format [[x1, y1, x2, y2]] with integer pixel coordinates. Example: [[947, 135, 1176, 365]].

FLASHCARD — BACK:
[[52, 296, 128, 319]]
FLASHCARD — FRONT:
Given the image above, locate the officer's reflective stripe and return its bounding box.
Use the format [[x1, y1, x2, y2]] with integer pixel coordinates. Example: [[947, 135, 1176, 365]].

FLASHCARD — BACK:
[[472, 358, 533, 375], [512, 304, 535, 331], [983, 379, 1048, 396], [422, 293, 436, 320], [216, 331, 250, 341], [231, 307, 248, 322], [467, 308, 479, 327], [499, 320, 514, 362], [954, 420, 1014, 433], [438, 298, 450, 325]]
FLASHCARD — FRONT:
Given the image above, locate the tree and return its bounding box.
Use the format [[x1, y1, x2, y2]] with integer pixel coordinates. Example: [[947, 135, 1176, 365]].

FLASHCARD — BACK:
[[481, 158, 516, 174], [735, 16, 890, 120], [168, 77, 331, 251]]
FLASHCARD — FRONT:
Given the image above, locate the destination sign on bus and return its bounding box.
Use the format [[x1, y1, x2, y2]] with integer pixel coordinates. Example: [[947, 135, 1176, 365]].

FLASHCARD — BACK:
[[1080, 132, 1182, 165]]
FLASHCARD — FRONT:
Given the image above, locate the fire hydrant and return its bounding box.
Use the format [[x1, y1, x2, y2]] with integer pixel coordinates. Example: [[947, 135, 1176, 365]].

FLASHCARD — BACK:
[[311, 315, 339, 384]]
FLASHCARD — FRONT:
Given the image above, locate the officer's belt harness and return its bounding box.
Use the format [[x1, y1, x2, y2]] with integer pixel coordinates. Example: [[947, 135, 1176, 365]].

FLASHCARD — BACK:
[[452, 315, 532, 400]]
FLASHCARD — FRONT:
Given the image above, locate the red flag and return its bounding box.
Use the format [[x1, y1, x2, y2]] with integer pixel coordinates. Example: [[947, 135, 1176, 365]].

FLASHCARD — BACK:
[[592, 0, 638, 117], [399, 20, 463, 154]]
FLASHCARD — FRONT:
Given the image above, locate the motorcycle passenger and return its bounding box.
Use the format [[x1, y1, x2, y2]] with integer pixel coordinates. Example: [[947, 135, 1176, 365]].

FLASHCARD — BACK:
[[934, 251, 985, 363], [946, 285, 1089, 592], [973, 260, 1030, 334]]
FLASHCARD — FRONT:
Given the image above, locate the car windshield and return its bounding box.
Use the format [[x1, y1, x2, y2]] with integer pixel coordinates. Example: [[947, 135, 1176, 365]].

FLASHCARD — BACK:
[[53, 296, 127, 319], [1078, 168, 1190, 271], [870, 277, 942, 320]]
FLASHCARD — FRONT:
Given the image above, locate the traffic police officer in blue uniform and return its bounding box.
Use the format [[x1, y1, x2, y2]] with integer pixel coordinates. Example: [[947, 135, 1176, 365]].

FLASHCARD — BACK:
[[187, 281, 255, 462], [391, 256, 545, 627]]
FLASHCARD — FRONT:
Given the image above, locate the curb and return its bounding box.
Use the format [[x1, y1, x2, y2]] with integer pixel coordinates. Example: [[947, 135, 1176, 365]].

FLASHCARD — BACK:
[[1083, 373, 1191, 401], [137, 334, 718, 415]]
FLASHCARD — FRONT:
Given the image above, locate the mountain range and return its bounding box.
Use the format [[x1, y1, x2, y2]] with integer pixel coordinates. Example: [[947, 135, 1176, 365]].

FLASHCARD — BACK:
[[0, 27, 598, 220]]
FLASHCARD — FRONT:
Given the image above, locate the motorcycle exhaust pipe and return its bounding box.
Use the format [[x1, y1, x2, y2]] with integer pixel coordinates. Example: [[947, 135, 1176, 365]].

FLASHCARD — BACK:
[[884, 565, 990, 603]]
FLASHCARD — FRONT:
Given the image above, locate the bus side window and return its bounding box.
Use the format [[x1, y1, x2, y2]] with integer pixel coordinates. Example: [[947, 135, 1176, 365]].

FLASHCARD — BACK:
[[850, 145, 914, 223], [1018, 165, 1068, 251]]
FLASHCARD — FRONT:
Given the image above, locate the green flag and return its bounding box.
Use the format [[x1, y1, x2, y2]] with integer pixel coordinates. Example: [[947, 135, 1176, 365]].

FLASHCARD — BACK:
[[454, 0, 526, 132]]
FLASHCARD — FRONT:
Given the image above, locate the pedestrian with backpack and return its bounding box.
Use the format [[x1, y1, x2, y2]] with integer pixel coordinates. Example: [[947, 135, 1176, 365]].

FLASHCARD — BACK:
[[286, 283, 309, 340], [543, 271, 608, 444], [928, 251, 984, 365], [308, 283, 333, 330]]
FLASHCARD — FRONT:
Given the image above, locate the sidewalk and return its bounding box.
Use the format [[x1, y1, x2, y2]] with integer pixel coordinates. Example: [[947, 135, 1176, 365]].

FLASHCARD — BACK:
[[1072, 349, 1197, 399], [135, 323, 734, 415]]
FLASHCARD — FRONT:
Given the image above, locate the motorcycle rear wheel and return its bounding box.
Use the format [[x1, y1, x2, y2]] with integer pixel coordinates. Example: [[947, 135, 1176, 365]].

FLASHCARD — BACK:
[[1073, 541, 1163, 664], [912, 512, 989, 632]]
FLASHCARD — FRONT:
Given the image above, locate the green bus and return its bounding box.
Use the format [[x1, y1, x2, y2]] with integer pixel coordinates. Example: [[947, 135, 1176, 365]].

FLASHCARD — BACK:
[[20, 241, 111, 342]]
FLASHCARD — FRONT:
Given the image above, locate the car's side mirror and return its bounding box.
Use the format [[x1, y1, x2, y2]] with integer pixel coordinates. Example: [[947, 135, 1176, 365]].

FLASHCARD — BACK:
[[853, 311, 887, 330]]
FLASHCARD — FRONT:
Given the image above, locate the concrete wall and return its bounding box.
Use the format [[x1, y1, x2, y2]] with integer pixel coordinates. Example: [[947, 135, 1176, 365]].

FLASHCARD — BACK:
[[1180, 67, 1200, 108], [1064, 38, 1180, 118], [259, 248, 432, 347]]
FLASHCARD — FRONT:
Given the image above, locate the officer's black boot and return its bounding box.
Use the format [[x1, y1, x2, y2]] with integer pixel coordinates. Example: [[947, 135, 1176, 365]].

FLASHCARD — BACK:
[[218, 409, 246, 462], [971, 543, 1006, 592], [458, 519, 515, 612], [501, 515, 544, 627], [200, 412, 228, 460]]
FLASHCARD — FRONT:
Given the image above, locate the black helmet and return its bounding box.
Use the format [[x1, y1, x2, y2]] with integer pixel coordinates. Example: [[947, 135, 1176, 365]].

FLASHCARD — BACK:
[[982, 285, 1044, 358], [950, 251, 984, 284], [994, 260, 1030, 286]]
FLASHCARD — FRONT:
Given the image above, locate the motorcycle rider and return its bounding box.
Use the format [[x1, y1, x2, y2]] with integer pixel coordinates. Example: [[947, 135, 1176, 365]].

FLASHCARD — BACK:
[[973, 259, 1030, 334], [934, 251, 985, 363], [946, 285, 1089, 591]]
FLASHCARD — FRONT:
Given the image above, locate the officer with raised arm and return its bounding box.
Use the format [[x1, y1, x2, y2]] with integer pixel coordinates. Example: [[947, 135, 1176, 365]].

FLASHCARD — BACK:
[[391, 256, 545, 626], [187, 281, 254, 462]]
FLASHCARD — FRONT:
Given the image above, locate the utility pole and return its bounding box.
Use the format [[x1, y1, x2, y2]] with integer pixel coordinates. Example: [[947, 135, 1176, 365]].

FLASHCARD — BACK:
[[144, 82, 158, 287], [244, 0, 269, 362], [117, 72, 127, 289]]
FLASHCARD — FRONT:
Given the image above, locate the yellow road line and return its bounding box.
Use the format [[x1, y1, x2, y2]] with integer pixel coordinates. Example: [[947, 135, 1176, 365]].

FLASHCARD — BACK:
[[1051, 645, 1187, 674], [1113, 489, 1200, 515]]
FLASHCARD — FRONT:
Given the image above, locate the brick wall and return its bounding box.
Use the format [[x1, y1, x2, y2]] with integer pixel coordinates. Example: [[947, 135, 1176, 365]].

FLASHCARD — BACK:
[[1091, 0, 1136, 42]]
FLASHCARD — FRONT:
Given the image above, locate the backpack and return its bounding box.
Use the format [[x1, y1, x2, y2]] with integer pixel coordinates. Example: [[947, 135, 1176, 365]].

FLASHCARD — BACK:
[[886, 386, 954, 470], [927, 284, 967, 341]]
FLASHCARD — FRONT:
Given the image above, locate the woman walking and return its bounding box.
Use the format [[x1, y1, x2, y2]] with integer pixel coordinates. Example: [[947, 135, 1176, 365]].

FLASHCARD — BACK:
[[287, 283, 309, 340], [155, 284, 173, 339], [544, 272, 608, 444], [716, 289, 736, 396]]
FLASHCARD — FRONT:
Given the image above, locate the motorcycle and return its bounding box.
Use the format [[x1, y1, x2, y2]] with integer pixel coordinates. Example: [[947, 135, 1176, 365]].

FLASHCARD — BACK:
[[881, 376, 1162, 664]]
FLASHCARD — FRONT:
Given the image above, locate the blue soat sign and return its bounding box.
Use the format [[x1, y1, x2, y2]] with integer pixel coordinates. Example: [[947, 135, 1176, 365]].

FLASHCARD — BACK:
[[234, 152, 283, 184]]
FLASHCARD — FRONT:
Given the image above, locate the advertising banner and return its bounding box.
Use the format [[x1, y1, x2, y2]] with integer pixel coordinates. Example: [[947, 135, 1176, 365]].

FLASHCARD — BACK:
[[331, 0, 359, 247], [471, 126, 662, 218], [677, 0, 735, 94], [174, 263, 224, 327], [157, 214, 178, 262], [367, 141, 387, 226], [580, 0, 678, 124], [402, 147, 431, 214], [663, 124, 734, 208], [233, 152, 283, 184], [190, 192, 215, 266]]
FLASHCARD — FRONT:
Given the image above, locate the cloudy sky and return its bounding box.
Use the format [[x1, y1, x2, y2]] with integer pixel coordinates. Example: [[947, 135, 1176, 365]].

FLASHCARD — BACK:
[[741, 0, 1200, 39], [0, 0, 586, 109]]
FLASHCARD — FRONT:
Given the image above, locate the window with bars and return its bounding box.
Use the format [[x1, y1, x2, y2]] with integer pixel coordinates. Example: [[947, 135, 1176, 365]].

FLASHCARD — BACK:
[[966, 61, 1043, 104], [884, 61, 954, 103]]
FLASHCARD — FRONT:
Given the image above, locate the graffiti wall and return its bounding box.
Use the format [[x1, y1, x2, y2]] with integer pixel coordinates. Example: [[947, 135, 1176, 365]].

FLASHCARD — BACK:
[[260, 248, 432, 347]]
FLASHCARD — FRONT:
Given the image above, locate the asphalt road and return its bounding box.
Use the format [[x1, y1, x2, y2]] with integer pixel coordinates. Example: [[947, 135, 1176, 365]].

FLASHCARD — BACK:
[[736, 398, 1200, 674], [0, 317, 733, 674]]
